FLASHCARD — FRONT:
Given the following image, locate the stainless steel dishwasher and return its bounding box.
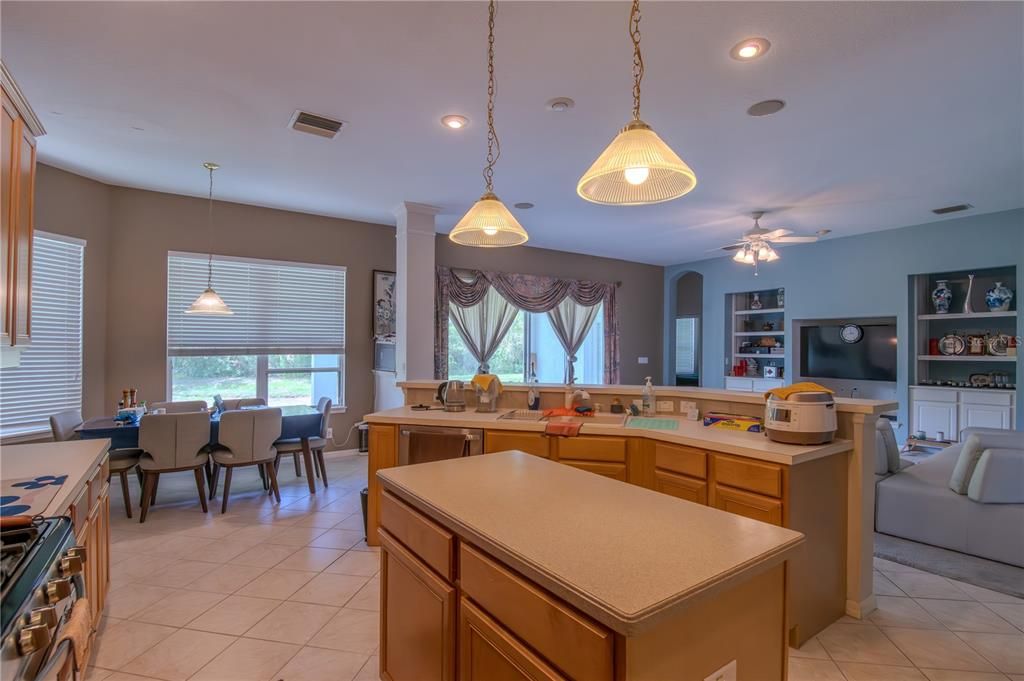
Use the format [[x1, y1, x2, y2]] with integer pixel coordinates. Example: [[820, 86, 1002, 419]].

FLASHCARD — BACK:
[[398, 425, 484, 466]]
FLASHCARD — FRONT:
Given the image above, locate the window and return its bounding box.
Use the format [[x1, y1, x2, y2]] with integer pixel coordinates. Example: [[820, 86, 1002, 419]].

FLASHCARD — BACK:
[[167, 253, 345, 408], [0, 232, 84, 437], [675, 316, 699, 377]]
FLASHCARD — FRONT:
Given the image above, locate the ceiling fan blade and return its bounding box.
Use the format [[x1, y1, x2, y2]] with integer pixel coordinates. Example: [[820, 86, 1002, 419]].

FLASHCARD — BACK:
[[773, 236, 819, 243], [760, 228, 792, 240], [712, 243, 746, 252]]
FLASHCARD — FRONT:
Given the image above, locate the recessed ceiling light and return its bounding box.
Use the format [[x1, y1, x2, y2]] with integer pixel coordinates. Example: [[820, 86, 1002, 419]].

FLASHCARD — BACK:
[[546, 97, 575, 112], [513, 202, 534, 210], [747, 99, 786, 117], [730, 37, 771, 61], [441, 114, 469, 129]]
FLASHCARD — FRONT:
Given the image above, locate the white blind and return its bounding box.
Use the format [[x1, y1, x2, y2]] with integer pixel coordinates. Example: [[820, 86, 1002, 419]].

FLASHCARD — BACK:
[[675, 317, 697, 376], [0, 232, 84, 437], [167, 252, 346, 356]]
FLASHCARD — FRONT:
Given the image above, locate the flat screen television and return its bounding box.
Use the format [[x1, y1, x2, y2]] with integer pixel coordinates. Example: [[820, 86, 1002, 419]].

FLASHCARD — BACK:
[[800, 323, 897, 382]]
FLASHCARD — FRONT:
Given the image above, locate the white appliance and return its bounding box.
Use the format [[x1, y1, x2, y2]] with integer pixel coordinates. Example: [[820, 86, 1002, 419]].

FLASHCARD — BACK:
[[765, 392, 837, 444]]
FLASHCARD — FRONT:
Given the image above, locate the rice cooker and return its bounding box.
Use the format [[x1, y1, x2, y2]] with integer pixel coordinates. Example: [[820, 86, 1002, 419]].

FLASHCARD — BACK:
[[765, 391, 837, 444]]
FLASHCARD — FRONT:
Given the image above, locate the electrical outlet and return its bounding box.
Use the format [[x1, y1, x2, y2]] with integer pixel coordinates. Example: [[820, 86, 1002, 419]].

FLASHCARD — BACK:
[[638, 356, 649, 364], [656, 401, 674, 413], [326, 427, 334, 440], [679, 401, 697, 414], [704, 660, 737, 681]]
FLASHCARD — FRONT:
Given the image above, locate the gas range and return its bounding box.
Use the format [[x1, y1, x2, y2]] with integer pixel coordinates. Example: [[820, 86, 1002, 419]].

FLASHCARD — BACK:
[[1, 517, 84, 681]]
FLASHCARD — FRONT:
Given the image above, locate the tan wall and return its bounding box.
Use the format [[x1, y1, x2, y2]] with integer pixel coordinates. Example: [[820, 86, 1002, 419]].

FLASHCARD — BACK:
[[436, 236, 665, 384]]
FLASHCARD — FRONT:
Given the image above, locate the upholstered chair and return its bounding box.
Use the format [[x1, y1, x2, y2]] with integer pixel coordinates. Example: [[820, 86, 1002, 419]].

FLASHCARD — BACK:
[[220, 397, 267, 411], [274, 399, 332, 485], [49, 409, 83, 442], [137, 412, 212, 522], [209, 408, 283, 513], [150, 400, 208, 413]]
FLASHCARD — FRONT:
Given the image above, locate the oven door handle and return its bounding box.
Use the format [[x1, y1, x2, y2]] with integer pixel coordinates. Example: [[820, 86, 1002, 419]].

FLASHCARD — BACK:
[[33, 637, 77, 681]]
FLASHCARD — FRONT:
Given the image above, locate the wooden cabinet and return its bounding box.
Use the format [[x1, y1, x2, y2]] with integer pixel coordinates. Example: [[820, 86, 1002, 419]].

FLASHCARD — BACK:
[[82, 489, 110, 623], [367, 424, 399, 545], [712, 453, 783, 498], [486, 430, 550, 458], [711, 485, 783, 526], [460, 597, 566, 681], [553, 435, 628, 481], [654, 468, 707, 504], [380, 528, 456, 681]]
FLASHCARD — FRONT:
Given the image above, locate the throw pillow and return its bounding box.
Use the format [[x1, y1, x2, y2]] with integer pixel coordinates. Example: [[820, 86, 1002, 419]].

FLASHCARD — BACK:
[[949, 434, 985, 495]]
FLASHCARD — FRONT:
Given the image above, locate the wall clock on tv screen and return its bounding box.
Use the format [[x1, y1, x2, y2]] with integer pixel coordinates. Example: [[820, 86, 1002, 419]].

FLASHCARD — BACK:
[[840, 324, 863, 344]]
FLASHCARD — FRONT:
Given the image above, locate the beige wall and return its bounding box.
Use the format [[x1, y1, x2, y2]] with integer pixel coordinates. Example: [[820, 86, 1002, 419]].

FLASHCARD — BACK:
[[436, 236, 665, 384]]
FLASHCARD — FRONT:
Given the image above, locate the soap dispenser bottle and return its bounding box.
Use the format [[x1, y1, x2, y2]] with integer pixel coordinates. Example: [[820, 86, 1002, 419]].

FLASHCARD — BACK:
[[642, 377, 656, 417], [527, 359, 540, 411]]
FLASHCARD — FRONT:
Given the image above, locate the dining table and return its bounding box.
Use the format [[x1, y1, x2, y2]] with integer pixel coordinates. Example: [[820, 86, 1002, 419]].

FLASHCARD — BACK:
[[76, 404, 326, 494]]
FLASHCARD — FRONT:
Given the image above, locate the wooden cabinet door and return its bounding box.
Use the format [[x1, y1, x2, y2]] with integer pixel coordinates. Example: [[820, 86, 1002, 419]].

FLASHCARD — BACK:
[[11, 121, 33, 343], [1, 93, 15, 344], [555, 436, 627, 463], [712, 485, 783, 526], [459, 597, 566, 681], [485, 430, 549, 458], [654, 469, 707, 504], [380, 529, 456, 681], [913, 400, 957, 440], [561, 460, 627, 482]]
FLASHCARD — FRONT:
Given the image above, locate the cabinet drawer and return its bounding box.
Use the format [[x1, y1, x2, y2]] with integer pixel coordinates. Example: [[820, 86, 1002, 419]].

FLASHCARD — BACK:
[[713, 485, 783, 526], [380, 490, 454, 581], [485, 430, 550, 458], [725, 377, 754, 392], [911, 387, 957, 403], [713, 453, 783, 498], [556, 436, 626, 462], [69, 486, 90, 537], [961, 391, 1013, 406], [459, 597, 566, 681], [90, 457, 109, 507], [653, 442, 706, 479], [752, 378, 785, 391], [561, 460, 627, 482], [459, 544, 613, 681], [654, 469, 708, 504]]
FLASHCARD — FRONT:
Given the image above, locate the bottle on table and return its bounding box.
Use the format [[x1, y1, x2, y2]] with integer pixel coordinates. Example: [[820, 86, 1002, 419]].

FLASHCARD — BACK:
[[642, 377, 656, 417]]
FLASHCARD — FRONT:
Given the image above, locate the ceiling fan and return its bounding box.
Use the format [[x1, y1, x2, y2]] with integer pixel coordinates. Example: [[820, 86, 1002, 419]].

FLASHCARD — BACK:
[[717, 211, 829, 275]]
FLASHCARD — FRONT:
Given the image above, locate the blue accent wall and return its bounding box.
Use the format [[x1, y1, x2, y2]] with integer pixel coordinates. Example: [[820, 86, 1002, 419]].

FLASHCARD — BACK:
[[664, 209, 1024, 434]]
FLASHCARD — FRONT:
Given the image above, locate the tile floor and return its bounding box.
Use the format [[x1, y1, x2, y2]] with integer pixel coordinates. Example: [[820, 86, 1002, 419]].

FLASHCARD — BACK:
[[87, 452, 1024, 681]]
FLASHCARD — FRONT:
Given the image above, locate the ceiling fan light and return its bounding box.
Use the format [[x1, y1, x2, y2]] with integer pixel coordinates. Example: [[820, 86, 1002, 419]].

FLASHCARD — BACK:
[[577, 120, 697, 205], [732, 248, 747, 263], [449, 192, 529, 247], [757, 244, 770, 259], [742, 250, 755, 265], [764, 247, 780, 262], [186, 287, 233, 315]]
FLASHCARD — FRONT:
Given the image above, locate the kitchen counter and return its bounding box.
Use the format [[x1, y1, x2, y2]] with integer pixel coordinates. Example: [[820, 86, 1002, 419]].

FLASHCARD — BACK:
[[380, 451, 804, 635], [1, 438, 110, 516], [364, 406, 852, 465]]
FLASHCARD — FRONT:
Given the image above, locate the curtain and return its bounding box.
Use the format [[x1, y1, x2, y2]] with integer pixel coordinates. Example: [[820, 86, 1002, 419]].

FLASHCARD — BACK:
[[547, 298, 601, 384], [448, 287, 520, 374]]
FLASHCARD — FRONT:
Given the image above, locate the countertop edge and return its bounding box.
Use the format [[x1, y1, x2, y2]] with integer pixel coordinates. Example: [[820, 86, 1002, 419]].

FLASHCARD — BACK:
[[1, 439, 111, 518]]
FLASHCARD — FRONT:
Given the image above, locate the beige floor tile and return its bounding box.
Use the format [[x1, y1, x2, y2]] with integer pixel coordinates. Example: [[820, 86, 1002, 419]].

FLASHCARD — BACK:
[[190, 637, 300, 681], [874, 558, 925, 573], [186, 564, 266, 594], [345, 576, 380, 611], [104, 583, 177, 619], [1009, 675, 1024, 681], [986, 603, 1024, 631], [354, 655, 380, 681], [884, 573, 972, 600], [325, 551, 380, 577], [818, 623, 912, 666], [120, 628, 234, 681], [144, 534, 215, 559], [90, 620, 178, 670], [875, 571, 906, 597], [183, 539, 256, 563], [109, 554, 171, 584], [950, 582, 1024, 605], [915, 599, 1020, 634], [348, 540, 381, 553], [103, 673, 172, 681], [220, 523, 280, 545], [291, 511, 350, 528], [276, 546, 345, 572], [957, 632, 1024, 674], [921, 671, 1012, 681], [172, 522, 241, 540], [883, 627, 997, 672], [229, 543, 298, 568], [309, 528, 364, 550], [789, 636, 831, 660], [264, 526, 329, 546], [868, 597, 944, 630], [290, 572, 369, 606], [244, 601, 339, 644], [185, 594, 281, 635], [334, 513, 365, 531], [837, 661, 928, 680], [132, 589, 225, 627], [275, 646, 367, 681], [308, 608, 380, 654], [84, 667, 113, 680], [236, 569, 317, 600], [145, 559, 220, 588], [788, 658, 846, 681]]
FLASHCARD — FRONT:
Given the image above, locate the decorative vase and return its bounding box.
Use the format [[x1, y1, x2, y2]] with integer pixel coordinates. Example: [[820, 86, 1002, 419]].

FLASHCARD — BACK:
[[777, 288, 785, 308], [931, 280, 952, 314], [963, 274, 975, 314], [985, 282, 1014, 312], [750, 293, 763, 310]]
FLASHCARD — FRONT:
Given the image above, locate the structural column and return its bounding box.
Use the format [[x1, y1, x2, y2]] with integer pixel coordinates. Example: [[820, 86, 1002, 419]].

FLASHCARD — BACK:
[[393, 202, 440, 382]]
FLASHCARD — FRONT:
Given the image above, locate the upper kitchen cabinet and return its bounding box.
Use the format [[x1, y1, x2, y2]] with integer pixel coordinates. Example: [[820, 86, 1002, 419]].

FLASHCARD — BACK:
[[1, 62, 45, 367]]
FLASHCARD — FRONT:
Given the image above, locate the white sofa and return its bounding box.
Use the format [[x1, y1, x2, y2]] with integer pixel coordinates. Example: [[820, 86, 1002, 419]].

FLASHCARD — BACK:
[[875, 427, 1024, 567]]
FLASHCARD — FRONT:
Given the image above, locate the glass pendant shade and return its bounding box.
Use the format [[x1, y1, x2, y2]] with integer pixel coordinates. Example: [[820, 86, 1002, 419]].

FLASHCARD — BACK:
[[732, 248, 747, 262], [449, 192, 529, 247], [186, 286, 233, 315], [577, 120, 697, 205]]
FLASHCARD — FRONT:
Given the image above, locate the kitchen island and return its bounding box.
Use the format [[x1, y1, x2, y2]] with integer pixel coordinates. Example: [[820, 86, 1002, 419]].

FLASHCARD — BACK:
[[378, 451, 804, 681]]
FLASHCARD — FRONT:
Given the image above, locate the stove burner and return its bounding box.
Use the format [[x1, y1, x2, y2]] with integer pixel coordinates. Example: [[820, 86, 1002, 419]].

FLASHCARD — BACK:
[[0, 523, 41, 587]]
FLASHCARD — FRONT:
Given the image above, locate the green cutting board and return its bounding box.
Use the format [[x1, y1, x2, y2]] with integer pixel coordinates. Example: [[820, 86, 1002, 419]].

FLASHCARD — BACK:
[[627, 417, 679, 431]]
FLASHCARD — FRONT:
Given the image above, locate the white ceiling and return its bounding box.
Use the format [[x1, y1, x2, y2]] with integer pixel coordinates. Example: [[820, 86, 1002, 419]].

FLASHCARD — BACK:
[[2, 1, 1021, 266]]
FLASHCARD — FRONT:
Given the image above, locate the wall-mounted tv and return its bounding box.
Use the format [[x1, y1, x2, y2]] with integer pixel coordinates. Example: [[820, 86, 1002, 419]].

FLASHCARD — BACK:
[[800, 324, 897, 382]]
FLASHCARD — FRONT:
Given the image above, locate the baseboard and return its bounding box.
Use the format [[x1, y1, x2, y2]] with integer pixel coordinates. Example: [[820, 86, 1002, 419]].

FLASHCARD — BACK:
[[845, 594, 876, 619]]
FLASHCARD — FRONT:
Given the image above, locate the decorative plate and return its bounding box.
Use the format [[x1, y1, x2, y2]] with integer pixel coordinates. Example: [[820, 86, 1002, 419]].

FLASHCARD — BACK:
[[970, 373, 993, 387], [939, 334, 966, 356], [986, 334, 1009, 356]]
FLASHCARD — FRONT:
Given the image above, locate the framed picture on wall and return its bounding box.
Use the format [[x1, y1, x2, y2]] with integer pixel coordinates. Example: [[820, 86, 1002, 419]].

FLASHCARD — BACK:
[[373, 270, 397, 340]]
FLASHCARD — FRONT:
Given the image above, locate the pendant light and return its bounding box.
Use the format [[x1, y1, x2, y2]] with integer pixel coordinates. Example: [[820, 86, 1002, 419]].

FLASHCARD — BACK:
[[185, 162, 233, 315], [577, 0, 696, 205], [448, 0, 529, 247]]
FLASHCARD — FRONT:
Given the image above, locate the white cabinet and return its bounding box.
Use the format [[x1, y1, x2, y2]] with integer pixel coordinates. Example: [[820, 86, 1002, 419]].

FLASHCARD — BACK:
[[958, 404, 1012, 432], [752, 378, 784, 392], [913, 401, 957, 440], [910, 386, 1016, 441], [724, 377, 784, 393]]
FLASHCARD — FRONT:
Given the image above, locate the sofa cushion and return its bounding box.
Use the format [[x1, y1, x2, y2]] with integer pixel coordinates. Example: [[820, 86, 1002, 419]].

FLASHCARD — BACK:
[[968, 449, 1024, 503], [949, 435, 986, 495]]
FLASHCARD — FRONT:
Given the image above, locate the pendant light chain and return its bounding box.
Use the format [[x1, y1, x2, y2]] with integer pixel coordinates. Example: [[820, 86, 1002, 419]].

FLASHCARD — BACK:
[[630, 0, 644, 121], [206, 165, 215, 288], [483, 0, 500, 193]]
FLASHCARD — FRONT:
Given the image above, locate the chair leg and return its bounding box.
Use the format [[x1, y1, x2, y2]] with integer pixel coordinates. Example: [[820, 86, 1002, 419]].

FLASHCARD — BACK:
[[220, 466, 233, 514], [316, 450, 328, 487], [209, 463, 220, 500], [150, 473, 160, 505], [266, 462, 281, 503], [258, 463, 268, 491], [135, 467, 144, 489], [293, 452, 302, 477], [139, 472, 155, 523], [194, 467, 209, 513], [118, 470, 133, 519]]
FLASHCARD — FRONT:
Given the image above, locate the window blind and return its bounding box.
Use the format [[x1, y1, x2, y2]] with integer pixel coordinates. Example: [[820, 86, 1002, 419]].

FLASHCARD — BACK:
[[167, 252, 346, 356], [675, 317, 698, 376], [0, 232, 84, 437]]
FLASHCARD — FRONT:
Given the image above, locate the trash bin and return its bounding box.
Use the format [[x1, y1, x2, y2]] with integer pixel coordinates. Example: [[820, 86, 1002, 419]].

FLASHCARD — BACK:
[[360, 487, 369, 540], [357, 422, 369, 453]]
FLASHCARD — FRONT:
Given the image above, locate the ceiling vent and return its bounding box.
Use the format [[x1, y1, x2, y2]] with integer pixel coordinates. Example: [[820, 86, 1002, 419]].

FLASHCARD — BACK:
[[288, 110, 344, 139], [932, 203, 973, 215]]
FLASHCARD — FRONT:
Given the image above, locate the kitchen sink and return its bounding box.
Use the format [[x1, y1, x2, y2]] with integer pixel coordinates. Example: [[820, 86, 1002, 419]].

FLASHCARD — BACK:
[[544, 413, 627, 427]]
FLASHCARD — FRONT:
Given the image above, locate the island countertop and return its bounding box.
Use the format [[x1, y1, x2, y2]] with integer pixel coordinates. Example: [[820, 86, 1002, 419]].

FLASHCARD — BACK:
[[379, 451, 804, 635], [1, 439, 110, 516], [364, 405, 852, 465]]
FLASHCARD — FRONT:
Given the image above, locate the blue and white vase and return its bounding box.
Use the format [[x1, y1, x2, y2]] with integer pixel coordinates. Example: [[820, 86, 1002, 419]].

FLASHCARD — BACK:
[[985, 282, 1014, 312], [931, 280, 952, 314]]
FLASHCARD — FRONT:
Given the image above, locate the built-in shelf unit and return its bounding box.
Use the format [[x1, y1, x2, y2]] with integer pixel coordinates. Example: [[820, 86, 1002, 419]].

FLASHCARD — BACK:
[[725, 288, 786, 391]]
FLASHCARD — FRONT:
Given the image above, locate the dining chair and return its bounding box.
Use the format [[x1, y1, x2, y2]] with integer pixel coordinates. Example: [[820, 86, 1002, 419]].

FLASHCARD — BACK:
[[220, 397, 267, 411], [274, 399, 331, 485], [209, 408, 283, 513], [49, 409, 83, 442], [137, 412, 212, 522], [150, 400, 208, 413]]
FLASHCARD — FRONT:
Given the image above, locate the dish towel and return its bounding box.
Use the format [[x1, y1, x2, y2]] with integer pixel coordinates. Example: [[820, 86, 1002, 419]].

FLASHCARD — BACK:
[[763, 381, 834, 401], [544, 421, 582, 438], [471, 374, 503, 394]]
